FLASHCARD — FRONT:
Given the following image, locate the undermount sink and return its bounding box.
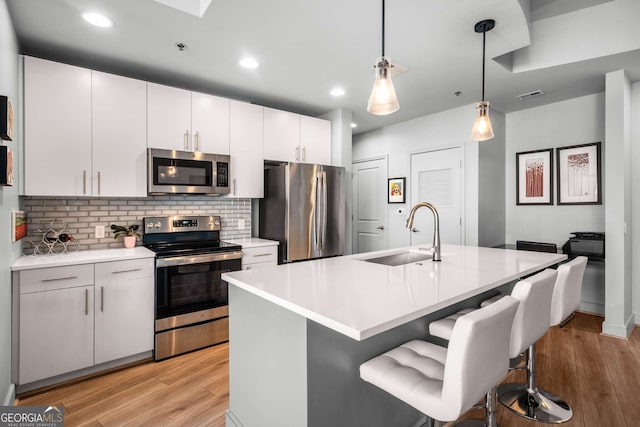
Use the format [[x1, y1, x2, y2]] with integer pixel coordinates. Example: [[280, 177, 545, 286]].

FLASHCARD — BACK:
[[362, 250, 433, 266]]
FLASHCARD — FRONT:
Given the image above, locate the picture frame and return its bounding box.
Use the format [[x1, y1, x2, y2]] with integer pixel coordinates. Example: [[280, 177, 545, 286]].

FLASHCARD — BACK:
[[556, 142, 602, 205], [388, 177, 406, 204], [12, 210, 26, 242], [516, 148, 554, 205], [0, 96, 14, 141]]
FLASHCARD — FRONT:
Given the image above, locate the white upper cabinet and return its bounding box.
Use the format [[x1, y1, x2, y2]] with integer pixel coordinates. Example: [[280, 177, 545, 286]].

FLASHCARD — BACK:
[[147, 83, 192, 151], [263, 107, 300, 162], [300, 116, 331, 165], [24, 56, 92, 196], [92, 71, 147, 197], [229, 100, 264, 198], [191, 91, 230, 154], [147, 83, 230, 154]]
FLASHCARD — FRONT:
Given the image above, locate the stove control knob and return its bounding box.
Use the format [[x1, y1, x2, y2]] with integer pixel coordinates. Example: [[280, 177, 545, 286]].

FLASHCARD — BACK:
[[154, 221, 162, 229], [214, 219, 220, 227]]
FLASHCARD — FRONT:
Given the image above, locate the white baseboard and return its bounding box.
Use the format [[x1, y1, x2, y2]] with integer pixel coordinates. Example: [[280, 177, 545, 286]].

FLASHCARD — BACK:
[[3, 383, 16, 406], [635, 313, 640, 325], [602, 313, 635, 338], [225, 409, 242, 427], [578, 301, 604, 316]]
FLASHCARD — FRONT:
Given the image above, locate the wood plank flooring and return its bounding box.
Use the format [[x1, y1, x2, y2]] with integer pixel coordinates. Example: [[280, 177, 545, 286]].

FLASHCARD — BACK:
[[17, 312, 639, 427]]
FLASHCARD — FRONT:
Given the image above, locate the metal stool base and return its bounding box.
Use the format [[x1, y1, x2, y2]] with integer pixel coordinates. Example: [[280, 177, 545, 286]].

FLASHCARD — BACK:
[[454, 420, 500, 427], [498, 382, 573, 423]]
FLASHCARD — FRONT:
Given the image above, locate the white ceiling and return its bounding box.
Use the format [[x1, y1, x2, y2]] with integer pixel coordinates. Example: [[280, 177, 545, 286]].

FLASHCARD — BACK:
[[6, 0, 640, 135]]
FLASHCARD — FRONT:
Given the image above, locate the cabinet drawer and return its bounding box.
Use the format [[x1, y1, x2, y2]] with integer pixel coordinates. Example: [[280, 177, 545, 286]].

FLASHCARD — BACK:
[[95, 258, 154, 279], [242, 246, 277, 265], [242, 261, 275, 271], [19, 264, 94, 294]]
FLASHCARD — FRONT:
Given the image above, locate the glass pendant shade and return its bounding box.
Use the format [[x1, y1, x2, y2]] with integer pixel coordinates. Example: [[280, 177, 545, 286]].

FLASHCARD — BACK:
[[470, 101, 494, 141], [367, 57, 399, 115]]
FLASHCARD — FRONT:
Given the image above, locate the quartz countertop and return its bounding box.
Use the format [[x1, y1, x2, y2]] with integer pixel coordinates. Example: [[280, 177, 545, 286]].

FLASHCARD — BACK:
[[12, 247, 155, 271], [225, 237, 279, 248], [222, 244, 566, 341]]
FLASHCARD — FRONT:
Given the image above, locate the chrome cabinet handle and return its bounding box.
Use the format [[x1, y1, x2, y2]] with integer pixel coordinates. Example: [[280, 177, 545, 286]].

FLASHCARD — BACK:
[[377, 225, 385, 230], [233, 178, 237, 196], [97, 171, 101, 195], [83, 170, 87, 195], [295, 146, 300, 161], [195, 131, 200, 152], [84, 289, 88, 315], [112, 268, 143, 274], [184, 130, 189, 150], [41, 276, 77, 282], [100, 286, 104, 312], [252, 253, 272, 257], [302, 146, 306, 162]]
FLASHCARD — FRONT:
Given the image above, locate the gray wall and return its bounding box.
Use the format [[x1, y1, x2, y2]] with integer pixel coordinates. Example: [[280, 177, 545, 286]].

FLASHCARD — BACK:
[[505, 93, 605, 246], [353, 103, 502, 249], [22, 196, 251, 253], [0, 0, 20, 405]]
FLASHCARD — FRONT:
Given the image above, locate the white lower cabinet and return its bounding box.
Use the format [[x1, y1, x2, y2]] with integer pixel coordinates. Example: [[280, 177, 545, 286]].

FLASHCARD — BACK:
[[16, 258, 154, 385], [242, 245, 278, 270], [94, 259, 154, 365]]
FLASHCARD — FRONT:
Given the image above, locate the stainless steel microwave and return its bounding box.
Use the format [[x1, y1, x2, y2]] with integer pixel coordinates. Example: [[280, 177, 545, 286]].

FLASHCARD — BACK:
[[147, 148, 230, 195]]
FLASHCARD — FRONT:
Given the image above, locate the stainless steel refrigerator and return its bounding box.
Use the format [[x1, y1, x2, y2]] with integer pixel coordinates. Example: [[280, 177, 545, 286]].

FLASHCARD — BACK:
[[259, 163, 345, 263]]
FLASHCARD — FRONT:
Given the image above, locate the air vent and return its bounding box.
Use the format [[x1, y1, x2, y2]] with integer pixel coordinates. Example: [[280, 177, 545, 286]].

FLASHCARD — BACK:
[[517, 90, 544, 101]]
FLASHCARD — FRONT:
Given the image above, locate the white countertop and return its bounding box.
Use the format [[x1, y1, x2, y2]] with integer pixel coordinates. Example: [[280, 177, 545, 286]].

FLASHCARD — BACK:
[[12, 247, 155, 271], [225, 237, 279, 248], [222, 244, 566, 341]]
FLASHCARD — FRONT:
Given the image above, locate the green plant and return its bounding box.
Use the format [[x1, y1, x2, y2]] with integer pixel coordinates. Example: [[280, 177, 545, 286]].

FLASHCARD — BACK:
[[110, 224, 141, 240]]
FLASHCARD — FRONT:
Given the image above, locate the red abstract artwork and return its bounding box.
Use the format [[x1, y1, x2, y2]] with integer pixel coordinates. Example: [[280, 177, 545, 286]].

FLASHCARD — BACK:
[[525, 158, 544, 197]]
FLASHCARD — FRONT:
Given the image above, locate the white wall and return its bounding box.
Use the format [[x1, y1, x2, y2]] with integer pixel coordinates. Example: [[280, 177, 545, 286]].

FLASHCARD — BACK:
[[632, 81, 640, 324], [353, 103, 502, 249], [505, 94, 605, 246], [0, 0, 20, 405]]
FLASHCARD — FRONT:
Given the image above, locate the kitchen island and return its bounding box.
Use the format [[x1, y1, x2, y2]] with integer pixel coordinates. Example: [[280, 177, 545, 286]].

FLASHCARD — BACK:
[[222, 244, 566, 427]]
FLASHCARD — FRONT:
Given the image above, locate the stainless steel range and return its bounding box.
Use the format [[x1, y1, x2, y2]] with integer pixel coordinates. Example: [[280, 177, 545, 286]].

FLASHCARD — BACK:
[[143, 215, 242, 360]]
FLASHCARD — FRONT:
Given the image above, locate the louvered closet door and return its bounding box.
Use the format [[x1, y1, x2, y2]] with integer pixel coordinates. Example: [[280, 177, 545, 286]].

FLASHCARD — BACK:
[[410, 147, 463, 246]]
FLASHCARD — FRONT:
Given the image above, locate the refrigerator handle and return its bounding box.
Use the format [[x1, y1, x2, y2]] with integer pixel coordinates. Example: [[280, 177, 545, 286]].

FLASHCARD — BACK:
[[314, 173, 320, 249], [321, 171, 328, 251]]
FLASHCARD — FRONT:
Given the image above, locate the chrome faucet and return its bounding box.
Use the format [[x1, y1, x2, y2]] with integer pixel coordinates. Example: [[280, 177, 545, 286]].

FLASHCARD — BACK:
[[406, 202, 441, 262]]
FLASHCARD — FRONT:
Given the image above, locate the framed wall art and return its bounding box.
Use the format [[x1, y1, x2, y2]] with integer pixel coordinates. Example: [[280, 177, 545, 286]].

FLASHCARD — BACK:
[[0, 96, 14, 141], [12, 210, 26, 242], [388, 177, 406, 203], [556, 142, 601, 205], [516, 148, 554, 205]]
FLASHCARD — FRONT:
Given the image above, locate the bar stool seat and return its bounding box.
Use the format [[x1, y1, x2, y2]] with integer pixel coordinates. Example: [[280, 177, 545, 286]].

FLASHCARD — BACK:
[[360, 296, 519, 426]]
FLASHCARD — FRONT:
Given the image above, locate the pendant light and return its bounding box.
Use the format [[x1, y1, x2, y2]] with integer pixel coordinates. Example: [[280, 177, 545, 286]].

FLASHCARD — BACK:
[[470, 19, 495, 141], [367, 0, 399, 115]]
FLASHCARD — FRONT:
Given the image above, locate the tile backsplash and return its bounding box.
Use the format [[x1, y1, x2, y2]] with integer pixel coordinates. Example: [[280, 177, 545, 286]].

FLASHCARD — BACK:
[[21, 196, 251, 254]]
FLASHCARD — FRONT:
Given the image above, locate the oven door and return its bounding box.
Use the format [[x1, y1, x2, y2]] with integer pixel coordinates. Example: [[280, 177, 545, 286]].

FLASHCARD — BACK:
[[155, 251, 242, 322]]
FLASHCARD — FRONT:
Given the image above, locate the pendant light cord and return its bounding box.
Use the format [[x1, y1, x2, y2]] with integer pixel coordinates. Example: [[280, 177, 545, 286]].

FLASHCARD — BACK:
[[481, 29, 486, 102], [381, 0, 385, 57]]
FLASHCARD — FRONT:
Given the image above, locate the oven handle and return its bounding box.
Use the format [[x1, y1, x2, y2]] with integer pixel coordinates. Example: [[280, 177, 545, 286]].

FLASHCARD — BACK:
[[156, 250, 242, 267]]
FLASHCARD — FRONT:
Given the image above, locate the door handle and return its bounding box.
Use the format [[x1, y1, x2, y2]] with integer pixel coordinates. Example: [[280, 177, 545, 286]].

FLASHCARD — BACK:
[[376, 225, 385, 230], [194, 131, 200, 151], [101, 286, 104, 312], [184, 130, 189, 151], [82, 170, 87, 195], [97, 171, 101, 195], [411, 228, 420, 232], [84, 289, 88, 315]]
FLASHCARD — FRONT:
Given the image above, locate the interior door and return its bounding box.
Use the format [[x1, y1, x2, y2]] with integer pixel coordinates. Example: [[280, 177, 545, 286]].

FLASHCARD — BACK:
[[352, 158, 388, 254], [410, 148, 462, 246]]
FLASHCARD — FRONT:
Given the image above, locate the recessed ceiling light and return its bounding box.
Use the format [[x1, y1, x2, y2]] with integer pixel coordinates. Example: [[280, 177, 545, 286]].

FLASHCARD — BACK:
[[350, 122, 358, 128], [330, 88, 346, 97], [239, 57, 259, 69], [82, 12, 113, 28]]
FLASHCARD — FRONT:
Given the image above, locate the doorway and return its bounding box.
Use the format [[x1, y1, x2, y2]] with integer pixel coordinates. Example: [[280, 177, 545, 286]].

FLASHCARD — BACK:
[[409, 147, 463, 246], [352, 157, 388, 254]]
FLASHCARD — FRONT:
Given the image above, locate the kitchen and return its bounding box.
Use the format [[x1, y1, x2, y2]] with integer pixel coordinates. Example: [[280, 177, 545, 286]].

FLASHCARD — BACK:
[[1, 0, 640, 426]]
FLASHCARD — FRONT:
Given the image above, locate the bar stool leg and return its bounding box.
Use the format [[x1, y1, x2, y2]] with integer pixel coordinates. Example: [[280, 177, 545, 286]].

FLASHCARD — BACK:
[[497, 343, 573, 423], [454, 386, 500, 427]]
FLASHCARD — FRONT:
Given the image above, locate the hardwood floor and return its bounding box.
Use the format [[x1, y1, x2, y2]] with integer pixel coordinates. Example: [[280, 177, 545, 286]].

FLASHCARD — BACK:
[[17, 312, 639, 427]]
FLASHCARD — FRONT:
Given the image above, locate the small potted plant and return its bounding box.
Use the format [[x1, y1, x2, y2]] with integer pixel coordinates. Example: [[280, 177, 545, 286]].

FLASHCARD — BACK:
[[110, 224, 141, 249]]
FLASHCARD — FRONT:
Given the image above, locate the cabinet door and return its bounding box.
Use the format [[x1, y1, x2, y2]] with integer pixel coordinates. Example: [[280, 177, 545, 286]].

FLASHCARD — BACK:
[[94, 259, 154, 365], [191, 91, 230, 154], [300, 116, 331, 165], [92, 71, 147, 197], [263, 107, 300, 162], [19, 286, 94, 384], [95, 258, 154, 365], [24, 56, 92, 196], [147, 82, 192, 151], [229, 100, 264, 198]]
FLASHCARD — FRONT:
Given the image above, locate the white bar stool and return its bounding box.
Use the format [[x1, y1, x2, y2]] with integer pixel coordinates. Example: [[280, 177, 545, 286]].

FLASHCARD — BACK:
[[498, 256, 587, 423], [428, 269, 559, 425], [360, 296, 519, 427]]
